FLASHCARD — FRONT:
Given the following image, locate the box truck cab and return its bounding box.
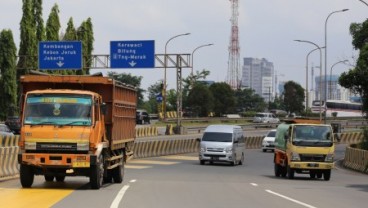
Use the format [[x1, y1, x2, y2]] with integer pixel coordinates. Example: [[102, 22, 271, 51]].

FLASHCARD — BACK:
[[199, 125, 245, 166]]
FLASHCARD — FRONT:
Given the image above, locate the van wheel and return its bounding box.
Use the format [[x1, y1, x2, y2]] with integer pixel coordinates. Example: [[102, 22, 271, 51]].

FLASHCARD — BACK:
[[239, 154, 244, 165], [200, 160, 205, 165]]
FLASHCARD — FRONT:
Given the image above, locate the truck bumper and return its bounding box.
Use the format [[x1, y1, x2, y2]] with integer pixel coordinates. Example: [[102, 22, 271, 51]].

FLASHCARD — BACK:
[[289, 161, 334, 170], [18, 153, 97, 168]]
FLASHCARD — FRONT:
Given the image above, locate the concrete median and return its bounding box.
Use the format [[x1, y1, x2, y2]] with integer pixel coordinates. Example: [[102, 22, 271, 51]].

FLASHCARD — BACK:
[[0, 135, 20, 181]]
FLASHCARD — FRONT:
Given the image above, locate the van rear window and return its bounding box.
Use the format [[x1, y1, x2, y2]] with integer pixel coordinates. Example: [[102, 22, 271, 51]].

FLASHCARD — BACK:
[[202, 132, 232, 142]]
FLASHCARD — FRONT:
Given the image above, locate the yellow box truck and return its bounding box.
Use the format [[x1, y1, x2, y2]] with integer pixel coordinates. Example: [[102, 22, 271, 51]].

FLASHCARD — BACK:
[[18, 74, 137, 189], [274, 120, 336, 180]]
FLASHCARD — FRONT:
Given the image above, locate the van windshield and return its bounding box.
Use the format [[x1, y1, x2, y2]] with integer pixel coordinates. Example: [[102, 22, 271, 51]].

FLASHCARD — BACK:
[[202, 132, 233, 142]]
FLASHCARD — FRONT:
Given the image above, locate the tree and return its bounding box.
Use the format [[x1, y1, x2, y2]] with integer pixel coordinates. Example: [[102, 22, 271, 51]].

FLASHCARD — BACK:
[[77, 18, 94, 75], [17, 0, 37, 77], [0, 30, 18, 119], [45, 4, 60, 41], [107, 72, 144, 108], [187, 84, 214, 117], [283, 81, 305, 115], [146, 81, 164, 113], [234, 88, 266, 112], [182, 69, 210, 109], [339, 20, 368, 118], [33, 0, 45, 42], [209, 82, 235, 116], [63, 18, 77, 41]]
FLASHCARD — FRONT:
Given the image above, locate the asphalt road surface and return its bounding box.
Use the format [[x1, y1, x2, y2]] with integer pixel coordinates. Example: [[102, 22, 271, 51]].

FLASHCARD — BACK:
[[0, 144, 366, 208]]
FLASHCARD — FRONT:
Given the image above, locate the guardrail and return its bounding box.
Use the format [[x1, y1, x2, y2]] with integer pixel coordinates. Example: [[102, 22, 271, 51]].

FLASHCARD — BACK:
[[343, 147, 368, 174], [0, 132, 365, 180], [0, 135, 19, 181]]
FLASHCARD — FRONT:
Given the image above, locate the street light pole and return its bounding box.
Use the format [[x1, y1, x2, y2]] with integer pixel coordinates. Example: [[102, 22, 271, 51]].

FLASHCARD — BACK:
[[306, 46, 325, 112], [191, 43, 214, 76], [329, 60, 348, 100], [163, 33, 190, 120], [324, 9, 349, 122], [294, 39, 323, 122]]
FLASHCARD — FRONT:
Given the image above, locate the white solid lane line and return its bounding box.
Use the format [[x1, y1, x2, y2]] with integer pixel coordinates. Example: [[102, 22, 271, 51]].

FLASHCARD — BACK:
[[110, 185, 130, 208], [265, 190, 317, 208]]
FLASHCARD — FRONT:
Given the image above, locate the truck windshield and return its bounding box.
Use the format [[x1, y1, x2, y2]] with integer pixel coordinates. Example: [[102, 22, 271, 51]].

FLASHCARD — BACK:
[[24, 94, 92, 126], [202, 132, 233, 142], [292, 125, 333, 147]]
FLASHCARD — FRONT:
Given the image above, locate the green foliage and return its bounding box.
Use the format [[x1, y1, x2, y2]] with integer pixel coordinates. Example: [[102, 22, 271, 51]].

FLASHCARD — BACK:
[[340, 19, 368, 119], [77, 18, 94, 75], [0, 30, 18, 119], [234, 88, 266, 112], [283, 81, 305, 114], [187, 84, 214, 117], [209, 82, 235, 116], [107, 72, 144, 108], [146, 81, 164, 113], [17, 0, 37, 76], [361, 127, 368, 151], [63, 18, 77, 40], [45, 4, 60, 41], [33, 0, 45, 41]]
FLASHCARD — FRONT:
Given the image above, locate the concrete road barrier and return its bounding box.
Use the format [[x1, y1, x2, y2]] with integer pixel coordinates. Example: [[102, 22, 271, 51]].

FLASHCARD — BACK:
[[0, 135, 20, 181]]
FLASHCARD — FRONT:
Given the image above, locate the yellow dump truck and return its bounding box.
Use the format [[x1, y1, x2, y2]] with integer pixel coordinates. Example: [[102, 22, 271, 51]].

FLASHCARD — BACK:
[[274, 119, 336, 180], [18, 74, 137, 189]]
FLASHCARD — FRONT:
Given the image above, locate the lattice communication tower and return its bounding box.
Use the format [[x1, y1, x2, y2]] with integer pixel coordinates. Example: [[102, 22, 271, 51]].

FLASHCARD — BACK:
[[227, 0, 241, 89]]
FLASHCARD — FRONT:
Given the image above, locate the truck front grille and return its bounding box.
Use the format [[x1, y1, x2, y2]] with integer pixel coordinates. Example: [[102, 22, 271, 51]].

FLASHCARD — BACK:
[[300, 154, 326, 162], [36, 142, 77, 152]]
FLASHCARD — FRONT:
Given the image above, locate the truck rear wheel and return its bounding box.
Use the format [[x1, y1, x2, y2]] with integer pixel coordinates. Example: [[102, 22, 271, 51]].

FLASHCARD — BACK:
[[20, 164, 34, 188], [56, 176, 65, 182], [44, 175, 54, 182], [113, 161, 124, 183], [90, 155, 104, 189]]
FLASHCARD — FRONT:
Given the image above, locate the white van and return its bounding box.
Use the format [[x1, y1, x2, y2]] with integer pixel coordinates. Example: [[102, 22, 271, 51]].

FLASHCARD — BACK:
[[199, 125, 245, 165]]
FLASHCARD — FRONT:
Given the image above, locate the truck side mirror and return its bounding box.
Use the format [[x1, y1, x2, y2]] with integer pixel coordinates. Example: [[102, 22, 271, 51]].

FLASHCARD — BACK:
[[101, 103, 107, 115]]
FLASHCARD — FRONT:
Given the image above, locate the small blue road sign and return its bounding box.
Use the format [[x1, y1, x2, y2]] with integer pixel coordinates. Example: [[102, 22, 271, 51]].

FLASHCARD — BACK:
[[38, 41, 82, 70], [110, 40, 155, 68], [156, 93, 163, 103]]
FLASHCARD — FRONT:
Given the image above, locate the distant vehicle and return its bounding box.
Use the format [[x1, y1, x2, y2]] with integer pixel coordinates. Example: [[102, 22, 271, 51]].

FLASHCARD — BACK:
[[253, 112, 280, 124], [5, 116, 21, 134], [136, 109, 150, 124], [262, 129, 276, 152], [311, 99, 363, 117], [0, 124, 14, 136], [199, 125, 245, 166]]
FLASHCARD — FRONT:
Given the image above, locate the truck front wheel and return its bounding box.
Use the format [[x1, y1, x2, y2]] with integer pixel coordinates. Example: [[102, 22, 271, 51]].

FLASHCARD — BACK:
[[90, 155, 104, 189], [323, 170, 331, 181], [20, 164, 34, 188], [287, 165, 294, 179]]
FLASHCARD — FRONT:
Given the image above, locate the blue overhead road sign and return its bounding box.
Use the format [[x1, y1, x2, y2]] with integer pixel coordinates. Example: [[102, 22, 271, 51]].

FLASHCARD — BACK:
[[110, 40, 155, 68], [38, 41, 82, 70]]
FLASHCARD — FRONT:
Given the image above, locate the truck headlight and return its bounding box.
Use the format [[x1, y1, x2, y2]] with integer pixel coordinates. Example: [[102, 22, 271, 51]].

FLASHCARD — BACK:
[[77, 143, 89, 151], [325, 153, 334, 162], [25, 142, 36, 150], [225, 147, 233, 153], [290, 152, 300, 161]]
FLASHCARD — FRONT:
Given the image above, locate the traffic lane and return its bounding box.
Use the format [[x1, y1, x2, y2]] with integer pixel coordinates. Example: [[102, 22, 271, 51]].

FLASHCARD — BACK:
[[120, 153, 307, 208]]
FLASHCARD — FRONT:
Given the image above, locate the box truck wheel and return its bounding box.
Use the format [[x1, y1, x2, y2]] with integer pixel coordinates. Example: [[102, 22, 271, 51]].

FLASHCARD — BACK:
[[44, 175, 54, 182], [56, 176, 65, 182], [323, 170, 331, 181], [287, 165, 294, 179], [112, 161, 124, 183], [20, 164, 34, 188], [90, 155, 104, 189]]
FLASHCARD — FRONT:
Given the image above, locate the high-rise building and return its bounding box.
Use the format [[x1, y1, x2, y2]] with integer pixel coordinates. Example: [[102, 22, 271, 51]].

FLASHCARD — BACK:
[[241, 58, 274, 102]]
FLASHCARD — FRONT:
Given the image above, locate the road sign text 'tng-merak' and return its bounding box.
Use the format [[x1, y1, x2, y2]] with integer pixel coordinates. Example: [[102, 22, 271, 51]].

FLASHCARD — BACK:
[[110, 40, 155, 68], [38, 41, 82, 70]]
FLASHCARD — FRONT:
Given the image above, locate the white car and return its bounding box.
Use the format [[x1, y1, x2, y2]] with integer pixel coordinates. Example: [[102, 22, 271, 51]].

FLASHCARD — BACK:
[[253, 113, 280, 124], [262, 129, 276, 152], [0, 124, 14, 136]]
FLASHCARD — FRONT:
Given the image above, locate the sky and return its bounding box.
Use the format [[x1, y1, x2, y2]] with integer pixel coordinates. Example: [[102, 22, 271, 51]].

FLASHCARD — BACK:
[[1, 0, 367, 97]]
